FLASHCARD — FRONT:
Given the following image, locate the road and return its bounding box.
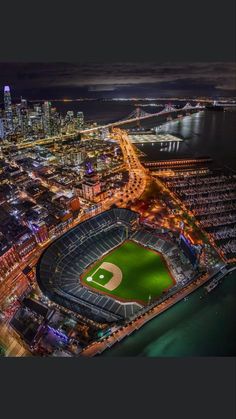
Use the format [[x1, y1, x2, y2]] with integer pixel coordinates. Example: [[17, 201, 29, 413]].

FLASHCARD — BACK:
[[101, 129, 148, 208]]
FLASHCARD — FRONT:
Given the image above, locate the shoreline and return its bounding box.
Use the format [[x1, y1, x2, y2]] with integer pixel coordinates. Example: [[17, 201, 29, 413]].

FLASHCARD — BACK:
[[80, 266, 232, 357]]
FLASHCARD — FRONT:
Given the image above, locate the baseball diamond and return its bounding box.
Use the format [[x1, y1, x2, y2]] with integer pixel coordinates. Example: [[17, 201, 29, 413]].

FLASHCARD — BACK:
[[82, 241, 175, 304]]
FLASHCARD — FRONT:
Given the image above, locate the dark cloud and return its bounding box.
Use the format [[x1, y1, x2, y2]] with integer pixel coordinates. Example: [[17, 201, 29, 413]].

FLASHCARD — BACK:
[[0, 62, 235, 99]]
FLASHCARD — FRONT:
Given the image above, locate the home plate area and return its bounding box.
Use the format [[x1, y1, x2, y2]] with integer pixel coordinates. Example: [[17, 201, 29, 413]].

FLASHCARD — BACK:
[[86, 262, 123, 291]]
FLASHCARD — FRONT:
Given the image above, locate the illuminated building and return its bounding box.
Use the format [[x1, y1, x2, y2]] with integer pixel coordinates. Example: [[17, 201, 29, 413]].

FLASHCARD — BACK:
[[82, 165, 101, 201], [0, 235, 20, 278], [20, 108, 29, 137], [31, 221, 49, 244], [69, 196, 80, 213], [61, 150, 86, 166], [21, 98, 28, 109], [42, 101, 52, 136], [55, 195, 80, 212], [15, 104, 22, 130], [13, 98, 29, 136], [33, 103, 42, 115], [77, 111, 84, 128], [82, 177, 101, 201], [179, 233, 199, 267], [65, 110, 74, 122], [0, 118, 5, 139], [4, 85, 13, 132], [97, 156, 107, 171], [100, 127, 109, 140], [15, 231, 37, 258], [51, 107, 60, 135]]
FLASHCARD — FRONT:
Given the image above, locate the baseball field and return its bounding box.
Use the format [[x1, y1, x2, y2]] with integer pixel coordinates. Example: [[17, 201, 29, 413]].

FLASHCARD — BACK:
[[81, 241, 174, 304]]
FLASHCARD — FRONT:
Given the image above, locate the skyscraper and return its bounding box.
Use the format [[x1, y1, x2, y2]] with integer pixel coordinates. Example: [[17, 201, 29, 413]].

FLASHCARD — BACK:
[[42, 101, 52, 136], [77, 111, 84, 128], [20, 108, 29, 137], [4, 86, 13, 132], [0, 118, 5, 139], [50, 107, 60, 136]]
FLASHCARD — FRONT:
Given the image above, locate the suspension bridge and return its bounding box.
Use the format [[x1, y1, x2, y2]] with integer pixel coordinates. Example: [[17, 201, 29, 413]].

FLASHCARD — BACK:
[[10, 102, 204, 149], [76, 102, 204, 135]]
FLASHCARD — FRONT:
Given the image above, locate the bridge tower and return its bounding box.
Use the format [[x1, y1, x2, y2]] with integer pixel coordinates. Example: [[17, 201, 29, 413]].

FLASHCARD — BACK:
[[136, 107, 141, 128]]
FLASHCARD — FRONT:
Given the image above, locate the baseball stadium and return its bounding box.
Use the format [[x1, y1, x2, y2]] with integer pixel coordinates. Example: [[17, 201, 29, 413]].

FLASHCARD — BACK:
[[36, 208, 195, 323]]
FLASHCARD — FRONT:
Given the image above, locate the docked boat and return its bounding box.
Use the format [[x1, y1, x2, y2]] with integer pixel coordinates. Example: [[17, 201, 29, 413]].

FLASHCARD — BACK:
[[205, 280, 220, 293]]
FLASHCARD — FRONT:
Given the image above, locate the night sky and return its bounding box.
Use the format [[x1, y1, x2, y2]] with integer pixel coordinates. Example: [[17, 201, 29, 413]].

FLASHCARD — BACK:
[[0, 62, 235, 101]]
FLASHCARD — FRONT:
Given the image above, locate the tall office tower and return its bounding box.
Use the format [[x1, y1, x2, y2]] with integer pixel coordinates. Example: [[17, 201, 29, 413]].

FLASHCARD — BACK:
[[4, 86, 13, 132], [100, 127, 109, 140], [33, 104, 43, 131], [65, 110, 75, 132], [77, 111, 84, 128], [51, 107, 60, 135], [65, 110, 74, 122], [34, 103, 42, 116], [0, 118, 5, 139], [15, 104, 22, 129], [42, 101, 52, 136], [15, 102, 28, 136], [20, 108, 29, 137], [21, 97, 28, 109]]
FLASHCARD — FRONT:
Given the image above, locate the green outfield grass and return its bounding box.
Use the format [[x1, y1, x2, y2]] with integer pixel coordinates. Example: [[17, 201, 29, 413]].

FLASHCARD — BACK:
[[82, 241, 174, 304]]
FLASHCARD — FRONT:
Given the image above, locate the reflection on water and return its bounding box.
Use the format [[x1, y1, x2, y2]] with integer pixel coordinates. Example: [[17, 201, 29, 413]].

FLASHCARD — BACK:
[[137, 111, 236, 169], [158, 114, 196, 138], [55, 101, 236, 167], [54, 101, 235, 169]]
